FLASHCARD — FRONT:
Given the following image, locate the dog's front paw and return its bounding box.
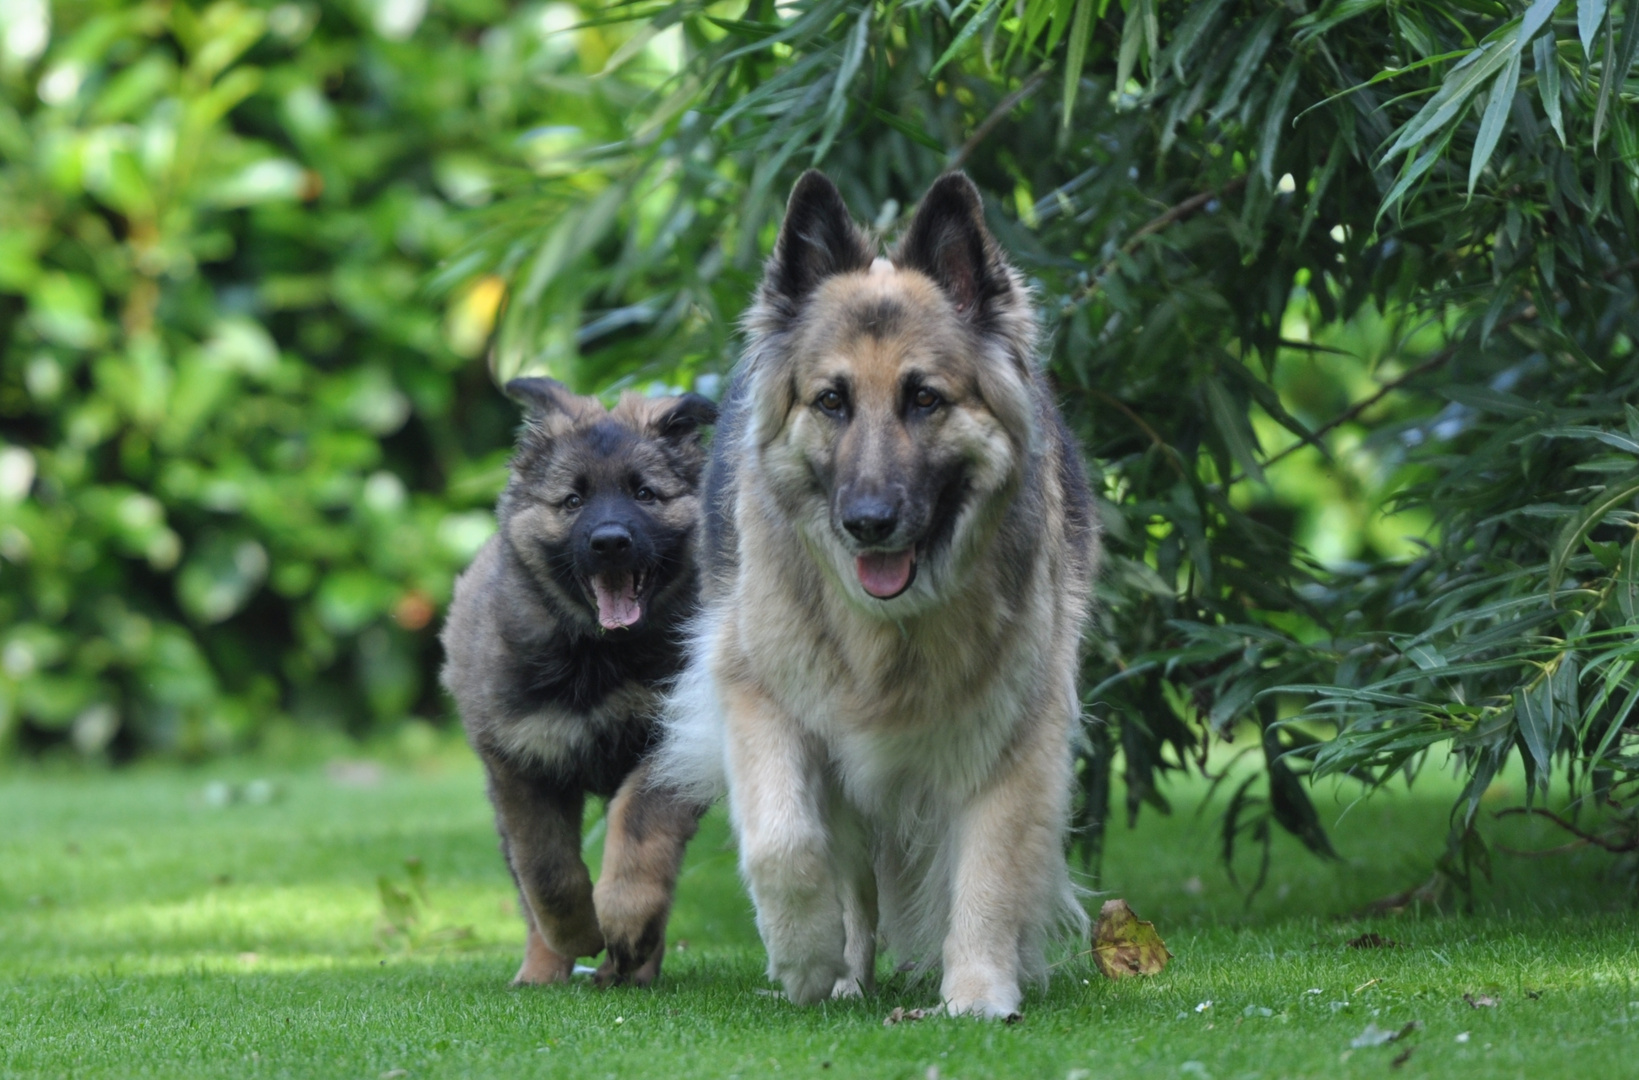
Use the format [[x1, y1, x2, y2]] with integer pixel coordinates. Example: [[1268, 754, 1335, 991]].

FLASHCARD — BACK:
[[941, 970, 1021, 1020], [830, 975, 867, 999], [772, 953, 850, 1005], [592, 937, 665, 988]]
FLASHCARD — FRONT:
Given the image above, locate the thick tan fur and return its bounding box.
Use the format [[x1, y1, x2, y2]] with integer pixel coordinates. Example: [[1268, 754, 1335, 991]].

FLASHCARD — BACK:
[[661, 172, 1098, 1017]]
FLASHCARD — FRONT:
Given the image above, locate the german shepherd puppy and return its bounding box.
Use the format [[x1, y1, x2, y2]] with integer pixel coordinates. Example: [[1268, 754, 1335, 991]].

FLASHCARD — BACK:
[[441, 378, 716, 987], [660, 172, 1098, 1018]]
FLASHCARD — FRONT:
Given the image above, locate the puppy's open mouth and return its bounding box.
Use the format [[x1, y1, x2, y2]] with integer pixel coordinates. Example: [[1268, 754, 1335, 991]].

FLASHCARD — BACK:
[[588, 570, 647, 630], [856, 548, 917, 600]]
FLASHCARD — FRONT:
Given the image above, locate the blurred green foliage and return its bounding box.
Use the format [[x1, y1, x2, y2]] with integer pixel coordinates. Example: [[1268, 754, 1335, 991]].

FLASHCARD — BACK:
[[0, 0, 679, 757]]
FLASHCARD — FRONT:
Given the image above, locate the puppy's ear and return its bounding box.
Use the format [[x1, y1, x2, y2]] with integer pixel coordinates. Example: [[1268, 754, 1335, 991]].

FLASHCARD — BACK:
[[895, 172, 1011, 321], [763, 171, 873, 307], [505, 376, 582, 439], [651, 393, 718, 443]]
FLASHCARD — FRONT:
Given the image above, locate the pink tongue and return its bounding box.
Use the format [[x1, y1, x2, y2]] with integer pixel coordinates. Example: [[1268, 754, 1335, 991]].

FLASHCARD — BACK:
[[591, 572, 642, 629], [856, 551, 914, 599]]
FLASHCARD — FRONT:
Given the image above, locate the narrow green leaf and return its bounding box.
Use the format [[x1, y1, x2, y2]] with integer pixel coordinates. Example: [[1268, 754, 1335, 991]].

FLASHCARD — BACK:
[[1535, 33, 1566, 145], [931, 0, 1000, 78], [1258, 57, 1303, 183], [870, 107, 946, 152], [1468, 50, 1521, 195], [1594, 9, 1618, 151], [1211, 12, 1280, 123], [1116, 0, 1150, 94], [1043, 0, 1078, 59], [1381, 39, 1516, 165], [1061, 0, 1095, 131], [1203, 376, 1266, 485], [1378, 128, 1453, 221], [812, 5, 871, 163], [1596, 0, 1639, 152], [1579, 0, 1611, 57], [1163, 0, 1232, 80], [1513, 679, 1558, 783], [1549, 472, 1639, 592], [1517, 0, 1558, 47]]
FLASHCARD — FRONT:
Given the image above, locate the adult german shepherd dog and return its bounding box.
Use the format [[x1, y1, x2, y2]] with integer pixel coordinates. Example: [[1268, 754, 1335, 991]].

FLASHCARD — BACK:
[[441, 378, 716, 988], [661, 172, 1099, 1018]]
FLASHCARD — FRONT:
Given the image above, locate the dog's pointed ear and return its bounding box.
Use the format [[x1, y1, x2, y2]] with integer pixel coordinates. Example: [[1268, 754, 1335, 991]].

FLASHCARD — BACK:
[[651, 392, 718, 443], [895, 172, 1010, 320], [764, 171, 873, 306]]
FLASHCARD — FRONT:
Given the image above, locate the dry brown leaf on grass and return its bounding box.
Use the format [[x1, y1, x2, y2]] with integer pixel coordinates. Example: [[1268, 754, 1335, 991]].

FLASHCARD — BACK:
[[1345, 932, 1401, 949], [1091, 899, 1172, 979], [882, 1007, 934, 1026]]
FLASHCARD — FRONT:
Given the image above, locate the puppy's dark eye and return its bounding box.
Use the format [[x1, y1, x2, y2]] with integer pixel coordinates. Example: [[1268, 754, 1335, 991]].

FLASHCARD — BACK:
[[563, 493, 583, 510], [635, 486, 656, 503], [817, 389, 846, 416], [912, 387, 942, 412]]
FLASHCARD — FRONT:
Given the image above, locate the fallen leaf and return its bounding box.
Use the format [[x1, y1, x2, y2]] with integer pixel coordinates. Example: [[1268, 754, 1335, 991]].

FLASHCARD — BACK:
[[1349, 1020, 1421, 1049], [1090, 899, 1172, 979], [883, 1007, 934, 1026], [1345, 932, 1400, 949], [1352, 978, 1381, 994], [1392, 1046, 1415, 1068], [1462, 993, 1499, 1008]]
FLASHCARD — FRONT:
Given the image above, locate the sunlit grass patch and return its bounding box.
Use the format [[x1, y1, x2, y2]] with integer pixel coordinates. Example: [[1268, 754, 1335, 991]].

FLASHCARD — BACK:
[[2, 756, 1633, 1079]]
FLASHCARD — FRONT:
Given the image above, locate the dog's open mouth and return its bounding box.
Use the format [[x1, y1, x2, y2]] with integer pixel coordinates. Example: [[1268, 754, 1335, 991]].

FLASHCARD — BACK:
[[589, 570, 646, 630], [856, 548, 917, 600]]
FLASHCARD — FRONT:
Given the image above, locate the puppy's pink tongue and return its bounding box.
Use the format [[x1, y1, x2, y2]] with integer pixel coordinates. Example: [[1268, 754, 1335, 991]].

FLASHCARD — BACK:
[[856, 550, 914, 599], [590, 572, 642, 629]]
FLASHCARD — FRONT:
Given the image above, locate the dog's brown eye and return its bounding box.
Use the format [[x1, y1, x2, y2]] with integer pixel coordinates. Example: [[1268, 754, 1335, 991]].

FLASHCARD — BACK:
[[817, 389, 845, 415], [913, 387, 941, 411], [563, 493, 583, 510], [635, 486, 656, 503]]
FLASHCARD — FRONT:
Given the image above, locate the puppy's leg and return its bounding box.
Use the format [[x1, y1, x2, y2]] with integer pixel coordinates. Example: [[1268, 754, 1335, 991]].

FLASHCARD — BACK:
[[724, 681, 847, 1005], [828, 790, 877, 999], [483, 752, 605, 985], [941, 709, 1072, 1019], [592, 760, 703, 988]]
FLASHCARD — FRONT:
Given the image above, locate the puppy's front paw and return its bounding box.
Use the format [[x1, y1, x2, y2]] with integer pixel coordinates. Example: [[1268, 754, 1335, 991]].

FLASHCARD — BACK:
[[592, 934, 665, 988], [941, 970, 1021, 1020]]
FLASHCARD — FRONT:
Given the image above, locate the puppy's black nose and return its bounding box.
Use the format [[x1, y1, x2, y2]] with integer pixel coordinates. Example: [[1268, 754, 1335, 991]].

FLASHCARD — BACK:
[[589, 524, 633, 557], [842, 498, 898, 545]]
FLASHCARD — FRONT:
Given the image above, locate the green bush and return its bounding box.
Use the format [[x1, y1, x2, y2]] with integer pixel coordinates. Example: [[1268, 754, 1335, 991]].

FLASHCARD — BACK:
[[455, 0, 1639, 886], [0, 0, 674, 757]]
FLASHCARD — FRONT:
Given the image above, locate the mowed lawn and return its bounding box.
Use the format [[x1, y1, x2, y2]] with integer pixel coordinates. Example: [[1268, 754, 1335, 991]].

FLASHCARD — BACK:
[[2, 747, 1635, 1080]]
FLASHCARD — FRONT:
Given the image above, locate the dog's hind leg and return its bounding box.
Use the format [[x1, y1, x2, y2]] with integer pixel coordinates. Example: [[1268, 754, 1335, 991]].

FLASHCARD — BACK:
[[827, 790, 877, 998], [723, 681, 849, 1005], [484, 752, 605, 985], [592, 760, 704, 987]]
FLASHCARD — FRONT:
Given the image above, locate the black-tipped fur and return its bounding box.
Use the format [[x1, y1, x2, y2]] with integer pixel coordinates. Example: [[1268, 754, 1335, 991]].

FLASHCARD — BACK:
[[441, 383, 714, 989]]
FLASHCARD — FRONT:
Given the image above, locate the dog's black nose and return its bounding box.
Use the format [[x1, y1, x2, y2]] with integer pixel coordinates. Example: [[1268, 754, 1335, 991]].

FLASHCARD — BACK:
[[589, 524, 633, 557], [842, 498, 898, 545]]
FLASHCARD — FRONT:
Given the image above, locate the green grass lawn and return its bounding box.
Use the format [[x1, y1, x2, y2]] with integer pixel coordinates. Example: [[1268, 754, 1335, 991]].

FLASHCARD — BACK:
[[3, 746, 1635, 1080]]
